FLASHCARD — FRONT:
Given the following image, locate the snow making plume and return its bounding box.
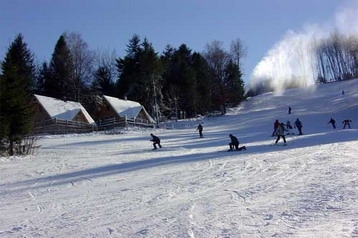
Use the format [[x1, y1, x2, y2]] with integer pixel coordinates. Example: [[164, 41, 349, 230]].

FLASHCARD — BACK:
[[247, 2, 358, 94]]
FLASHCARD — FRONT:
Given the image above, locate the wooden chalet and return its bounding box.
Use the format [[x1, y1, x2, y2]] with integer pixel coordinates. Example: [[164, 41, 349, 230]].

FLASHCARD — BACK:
[[32, 95, 97, 134], [93, 95, 156, 130]]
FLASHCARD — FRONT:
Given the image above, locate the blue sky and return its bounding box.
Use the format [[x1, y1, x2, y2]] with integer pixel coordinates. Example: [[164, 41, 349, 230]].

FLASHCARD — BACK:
[[0, 0, 353, 82]]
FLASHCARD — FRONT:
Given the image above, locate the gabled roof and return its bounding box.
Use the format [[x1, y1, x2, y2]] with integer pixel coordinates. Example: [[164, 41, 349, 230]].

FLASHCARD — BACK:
[[103, 95, 155, 123], [34, 94, 96, 125]]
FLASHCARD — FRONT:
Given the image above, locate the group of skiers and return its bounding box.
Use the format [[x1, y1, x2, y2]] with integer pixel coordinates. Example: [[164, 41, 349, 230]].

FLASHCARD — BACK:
[[150, 123, 246, 151], [150, 130, 246, 151], [328, 118, 352, 129], [149, 106, 353, 150], [271, 118, 303, 145]]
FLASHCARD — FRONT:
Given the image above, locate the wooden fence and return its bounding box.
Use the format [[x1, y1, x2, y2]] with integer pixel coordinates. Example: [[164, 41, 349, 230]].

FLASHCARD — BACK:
[[34, 117, 155, 135], [34, 118, 97, 135], [96, 117, 155, 131]]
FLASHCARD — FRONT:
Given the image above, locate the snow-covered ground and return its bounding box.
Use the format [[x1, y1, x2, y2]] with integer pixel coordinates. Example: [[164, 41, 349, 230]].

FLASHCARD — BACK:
[[1, 80, 357, 238]]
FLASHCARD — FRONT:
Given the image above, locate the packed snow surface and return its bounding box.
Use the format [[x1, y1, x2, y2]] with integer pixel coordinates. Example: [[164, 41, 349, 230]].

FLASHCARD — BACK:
[[1, 80, 357, 238]]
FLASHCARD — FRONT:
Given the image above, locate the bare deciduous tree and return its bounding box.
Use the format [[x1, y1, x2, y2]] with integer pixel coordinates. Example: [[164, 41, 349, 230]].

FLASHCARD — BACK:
[[230, 38, 247, 68], [64, 32, 95, 102]]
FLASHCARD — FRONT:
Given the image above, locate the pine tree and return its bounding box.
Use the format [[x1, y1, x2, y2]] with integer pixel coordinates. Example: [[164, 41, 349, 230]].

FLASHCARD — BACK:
[[192, 52, 212, 114], [44, 35, 74, 100], [91, 66, 115, 96], [115, 34, 142, 99], [0, 34, 35, 155], [115, 35, 163, 121]]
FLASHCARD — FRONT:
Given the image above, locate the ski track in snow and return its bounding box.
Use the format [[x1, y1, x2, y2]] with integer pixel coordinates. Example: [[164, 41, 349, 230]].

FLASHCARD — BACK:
[[0, 80, 357, 237]]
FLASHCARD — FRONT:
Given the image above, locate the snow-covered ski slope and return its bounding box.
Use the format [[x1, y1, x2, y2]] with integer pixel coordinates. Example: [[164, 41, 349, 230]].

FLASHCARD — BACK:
[[1, 79, 357, 238]]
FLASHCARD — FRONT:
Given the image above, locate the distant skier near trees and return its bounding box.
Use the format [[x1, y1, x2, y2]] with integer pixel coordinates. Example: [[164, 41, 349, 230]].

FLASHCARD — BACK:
[[150, 133, 162, 150], [328, 118, 336, 129], [272, 119, 280, 137], [196, 123, 203, 138], [294, 118, 303, 135], [228, 134, 246, 151], [275, 123, 287, 145], [342, 119, 352, 129], [288, 106, 292, 114]]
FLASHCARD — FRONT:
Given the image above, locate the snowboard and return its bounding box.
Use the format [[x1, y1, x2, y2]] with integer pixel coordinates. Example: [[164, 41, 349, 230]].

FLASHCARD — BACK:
[[227, 146, 246, 151], [270, 143, 287, 146]]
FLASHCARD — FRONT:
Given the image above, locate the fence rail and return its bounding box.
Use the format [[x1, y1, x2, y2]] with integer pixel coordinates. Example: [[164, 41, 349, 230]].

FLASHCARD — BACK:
[[34, 118, 97, 135], [96, 117, 155, 131], [34, 117, 155, 134]]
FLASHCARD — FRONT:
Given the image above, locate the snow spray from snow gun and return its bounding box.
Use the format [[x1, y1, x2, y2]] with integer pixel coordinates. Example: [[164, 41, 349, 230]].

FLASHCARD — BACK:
[[246, 3, 358, 94]]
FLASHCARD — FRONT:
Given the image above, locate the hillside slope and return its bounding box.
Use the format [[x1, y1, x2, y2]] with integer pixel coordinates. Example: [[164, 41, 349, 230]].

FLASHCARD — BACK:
[[0, 79, 357, 238]]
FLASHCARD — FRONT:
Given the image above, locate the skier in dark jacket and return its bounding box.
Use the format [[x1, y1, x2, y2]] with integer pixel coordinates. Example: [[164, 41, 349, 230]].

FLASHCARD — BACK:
[[197, 123, 203, 138], [228, 134, 246, 151], [294, 118, 303, 135], [272, 119, 280, 137], [328, 118, 336, 129], [342, 119, 352, 129], [150, 133, 162, 150]]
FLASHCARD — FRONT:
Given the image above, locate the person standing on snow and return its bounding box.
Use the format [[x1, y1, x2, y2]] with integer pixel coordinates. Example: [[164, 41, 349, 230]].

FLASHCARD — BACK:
[[228, 134, 246, 151], [272, 119, 280, 137], [288, 106, 292, 114], [275, 123, 287, 145], [328, 118, 336, 129], [294, 118, 303, 135], [196, 123, 203, 138], [286, 120, 293, 134], [342, 119, 352, 129], [150, 133, 162, 150]]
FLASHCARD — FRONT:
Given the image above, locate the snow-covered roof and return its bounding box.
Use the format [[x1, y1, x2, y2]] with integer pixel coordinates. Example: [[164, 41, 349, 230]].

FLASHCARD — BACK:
[[103, 95, 155, 123], [34, 94, 96, 125]]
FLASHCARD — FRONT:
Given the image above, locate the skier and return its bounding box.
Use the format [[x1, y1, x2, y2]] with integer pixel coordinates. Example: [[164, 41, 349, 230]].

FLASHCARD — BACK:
[[328, 118, 336, 129], [150, 133, 162, 150], [288, 106, 292, 114], [228, 134, 246, 151], [196, 123, 203, 138], [272, 119, 280, 137], [275, 123, 287, 145], [286, 120, 293, 135], [342, 119, 352, 129], [294, 118, 303, 135]]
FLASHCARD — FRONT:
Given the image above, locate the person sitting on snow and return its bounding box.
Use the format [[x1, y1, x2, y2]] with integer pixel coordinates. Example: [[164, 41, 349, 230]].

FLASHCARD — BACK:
[[228, 134, 246, 151]]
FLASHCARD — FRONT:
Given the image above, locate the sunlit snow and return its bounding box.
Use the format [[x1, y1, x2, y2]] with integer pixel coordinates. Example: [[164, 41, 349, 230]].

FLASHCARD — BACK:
[[1, 80, 357, 237]]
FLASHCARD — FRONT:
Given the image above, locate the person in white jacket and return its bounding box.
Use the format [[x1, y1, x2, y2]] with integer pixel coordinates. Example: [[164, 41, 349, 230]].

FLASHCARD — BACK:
[[275, 123, 287, 144]]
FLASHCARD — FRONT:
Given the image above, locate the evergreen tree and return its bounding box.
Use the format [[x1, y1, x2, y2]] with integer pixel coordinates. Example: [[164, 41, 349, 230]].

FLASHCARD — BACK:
[[35, 62, 50, 94], [191, 52, 212, 114], [204, 40, 246, 113], [224, 59, 245, 105], [91, 66, 115, 96], [44, 35, 74, 100], [116, 35, 163, 121], [0, 34, 35, 155], [115, 34, 142, 99]]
